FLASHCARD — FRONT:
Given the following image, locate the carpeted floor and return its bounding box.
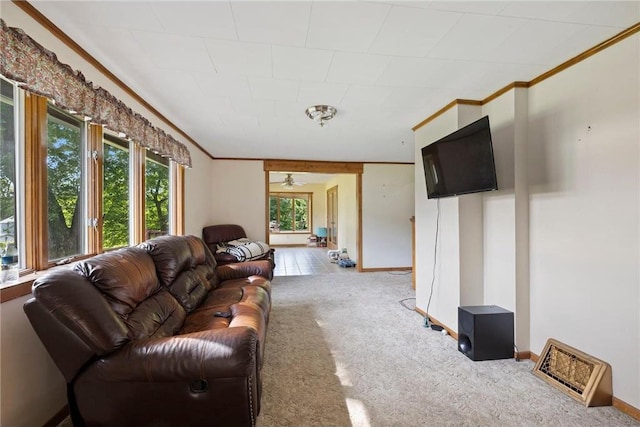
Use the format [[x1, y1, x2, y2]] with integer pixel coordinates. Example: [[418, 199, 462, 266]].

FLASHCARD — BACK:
[[57, 271, 639, 427], [257, 272, 639, 427]]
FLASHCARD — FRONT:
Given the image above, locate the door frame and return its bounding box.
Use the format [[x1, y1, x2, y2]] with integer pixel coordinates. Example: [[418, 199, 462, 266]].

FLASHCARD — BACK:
[[326, 185, 338, 249], [264, 160, 363, 272]]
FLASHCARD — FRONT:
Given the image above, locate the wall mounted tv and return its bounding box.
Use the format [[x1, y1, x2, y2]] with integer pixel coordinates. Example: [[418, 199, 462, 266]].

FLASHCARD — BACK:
[[421, 115, 498, 199]]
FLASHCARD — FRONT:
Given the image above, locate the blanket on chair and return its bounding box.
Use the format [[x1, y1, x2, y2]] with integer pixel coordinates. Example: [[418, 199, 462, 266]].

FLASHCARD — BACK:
[[217, 238, 271, 262]]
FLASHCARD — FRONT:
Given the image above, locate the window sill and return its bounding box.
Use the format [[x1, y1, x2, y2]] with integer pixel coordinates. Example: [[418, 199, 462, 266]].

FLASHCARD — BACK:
[[0, 272, 38, 303], [0, 264, 74, 303]]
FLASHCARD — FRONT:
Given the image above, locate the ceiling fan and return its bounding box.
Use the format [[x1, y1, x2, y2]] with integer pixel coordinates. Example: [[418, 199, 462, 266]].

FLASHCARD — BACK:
[[270, 173, 305, 189]]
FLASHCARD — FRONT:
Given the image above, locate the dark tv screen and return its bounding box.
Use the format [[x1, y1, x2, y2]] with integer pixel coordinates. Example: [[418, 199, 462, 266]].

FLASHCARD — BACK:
[[421, 116, 498, 199]]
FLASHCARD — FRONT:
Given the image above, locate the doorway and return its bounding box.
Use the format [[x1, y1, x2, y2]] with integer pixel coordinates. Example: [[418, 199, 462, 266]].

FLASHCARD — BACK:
[[326, 185, 338, 249], [263, 160, 363, 271]]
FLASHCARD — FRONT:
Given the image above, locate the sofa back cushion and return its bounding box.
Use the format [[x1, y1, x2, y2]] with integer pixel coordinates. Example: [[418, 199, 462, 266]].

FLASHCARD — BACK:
[[31, 268, 130, 356], [202, 224, 247, 254], [186, 235, 220, 290], [139, 236, 192, 287], [74, 247, 185, 340], [140, 235, 216, 312]]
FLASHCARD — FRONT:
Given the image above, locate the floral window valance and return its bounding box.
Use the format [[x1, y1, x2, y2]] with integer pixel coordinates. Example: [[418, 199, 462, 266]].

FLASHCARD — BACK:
[[0, 19, 191, 167]]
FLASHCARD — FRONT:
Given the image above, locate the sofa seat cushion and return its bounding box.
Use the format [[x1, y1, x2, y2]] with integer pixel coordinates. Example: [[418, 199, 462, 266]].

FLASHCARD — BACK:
[[179, 310, 231, 334], [198, 287, 244, 310], [216, 278, 271, 314], [180, 285, 270, 335], [180, 301, 268, 369], [179, 288, 244, 334], [217, 275, 271, 295]]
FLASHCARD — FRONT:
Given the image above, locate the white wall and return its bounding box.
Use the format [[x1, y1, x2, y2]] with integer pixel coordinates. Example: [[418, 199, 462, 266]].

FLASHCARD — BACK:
[[414, 108, 460, 327], [415, 104, 486, 329], [1, 296, 67, 427], [210, 160, 266, 242], [414, 32, 640, 409], [414, 107, 463, 330], [184, 150, 214, 237], [307, 183, 328, 233], [361, 164, 414, 269], [527, 36, 640, 407], [480, 88, 530, 350], [482, 93, 517, 309]]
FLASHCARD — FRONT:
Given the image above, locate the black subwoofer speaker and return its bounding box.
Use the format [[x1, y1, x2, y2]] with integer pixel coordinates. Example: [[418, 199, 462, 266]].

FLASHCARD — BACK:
[[458, 305, 514, 361]]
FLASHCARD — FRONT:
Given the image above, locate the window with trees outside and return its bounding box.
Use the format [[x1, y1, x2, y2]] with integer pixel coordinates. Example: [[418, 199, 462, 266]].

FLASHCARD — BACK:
[[269, 193, 311, 233], [103, 134, 130, 249], [47, 106, 85, 261], [0, 80, 185, 287], [145, 151, 170, 239], [0, 23, 191, 294], [0, 78, 18, 265]]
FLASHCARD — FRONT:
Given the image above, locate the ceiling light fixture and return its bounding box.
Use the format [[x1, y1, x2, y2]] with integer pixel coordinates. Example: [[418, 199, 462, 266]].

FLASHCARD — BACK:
[[283, 174, 295, 189], [305, 105, 337, 127]]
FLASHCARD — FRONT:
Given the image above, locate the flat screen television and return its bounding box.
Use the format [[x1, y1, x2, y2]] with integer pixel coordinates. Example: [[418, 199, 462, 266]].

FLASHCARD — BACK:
[[421, 115, 498, 199]]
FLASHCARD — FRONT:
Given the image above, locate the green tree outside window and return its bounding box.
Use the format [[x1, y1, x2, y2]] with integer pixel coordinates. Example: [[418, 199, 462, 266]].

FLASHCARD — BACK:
[[145, 152, 169, 238], [0, 79, 16, 255], [47, 109, 83, 261], [269, 193, 310, 232], [103, 137, 130, 249]]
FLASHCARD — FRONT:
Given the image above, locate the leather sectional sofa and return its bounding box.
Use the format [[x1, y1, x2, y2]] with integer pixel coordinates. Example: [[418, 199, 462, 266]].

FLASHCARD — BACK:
[[24, 235, 272, 427]]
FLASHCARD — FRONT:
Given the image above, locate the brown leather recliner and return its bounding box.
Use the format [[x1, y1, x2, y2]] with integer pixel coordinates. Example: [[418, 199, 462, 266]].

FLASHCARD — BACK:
[[202, 224, 275, 274], [24, 235, 271, 427]]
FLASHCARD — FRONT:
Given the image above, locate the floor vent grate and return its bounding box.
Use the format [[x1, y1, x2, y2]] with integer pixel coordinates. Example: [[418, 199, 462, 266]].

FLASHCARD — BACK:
[[533, 338, 612, 407]]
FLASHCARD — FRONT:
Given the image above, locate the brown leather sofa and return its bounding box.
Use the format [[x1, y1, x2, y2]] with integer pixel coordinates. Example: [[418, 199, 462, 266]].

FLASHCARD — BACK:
[[202, 224, 275, 273], [24, 235, 271, 427]]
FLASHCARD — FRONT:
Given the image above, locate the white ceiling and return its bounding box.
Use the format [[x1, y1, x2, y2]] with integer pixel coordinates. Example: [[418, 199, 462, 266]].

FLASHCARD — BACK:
[[29, 1, 640, 163]]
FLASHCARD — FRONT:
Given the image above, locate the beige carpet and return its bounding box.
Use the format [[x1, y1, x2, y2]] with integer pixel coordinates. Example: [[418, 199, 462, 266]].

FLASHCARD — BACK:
[[56, 271, 638, 426], [257, 272, 639, 427]]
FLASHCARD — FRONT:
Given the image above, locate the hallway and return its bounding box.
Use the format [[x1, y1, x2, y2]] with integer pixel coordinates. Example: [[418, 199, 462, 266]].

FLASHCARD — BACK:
[[272, 246, 357, 277]]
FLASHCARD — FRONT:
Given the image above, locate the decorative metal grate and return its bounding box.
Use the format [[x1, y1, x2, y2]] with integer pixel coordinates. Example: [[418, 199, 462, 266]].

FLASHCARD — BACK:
[[541, 345, 593, 393], [533, 338, 612, 407]]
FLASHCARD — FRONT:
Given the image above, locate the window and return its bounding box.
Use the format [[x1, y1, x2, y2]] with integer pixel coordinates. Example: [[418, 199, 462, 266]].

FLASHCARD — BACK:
[[103, 134, 130, 249], [0, 23, 190, 294], [0, 78, 18, 263], [269, 193, 311, 232], [145, 150, 169, 239], [47, 107, 85, 261], [0, 87, 185, 289]]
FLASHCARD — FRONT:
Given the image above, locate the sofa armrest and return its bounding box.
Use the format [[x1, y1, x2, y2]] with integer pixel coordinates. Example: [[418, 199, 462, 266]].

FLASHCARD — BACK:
[[82, 327, 257, 382], [214, 251, 240, 265], [216, 260, 273, 281]]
